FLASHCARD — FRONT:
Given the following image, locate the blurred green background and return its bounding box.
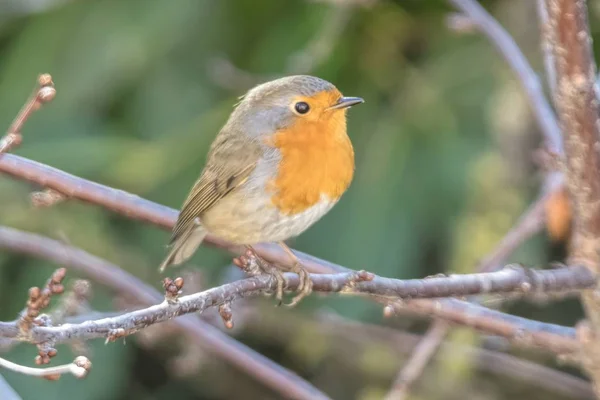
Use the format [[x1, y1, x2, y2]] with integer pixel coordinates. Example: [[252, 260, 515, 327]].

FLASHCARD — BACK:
[[0, 0, 591, 399]]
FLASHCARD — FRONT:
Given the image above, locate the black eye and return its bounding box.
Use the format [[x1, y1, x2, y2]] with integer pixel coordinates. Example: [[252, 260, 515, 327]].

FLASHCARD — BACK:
[[294, 102, 310, 114]]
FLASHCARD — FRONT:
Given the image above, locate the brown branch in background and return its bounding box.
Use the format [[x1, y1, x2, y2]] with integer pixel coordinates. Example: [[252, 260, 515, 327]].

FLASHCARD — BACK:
[[0, 74, 55, 155], [395, 298, 577, 354], [543, 0, 600, 392], [544, 0, 600, 269], [0, 356, 90, 381]]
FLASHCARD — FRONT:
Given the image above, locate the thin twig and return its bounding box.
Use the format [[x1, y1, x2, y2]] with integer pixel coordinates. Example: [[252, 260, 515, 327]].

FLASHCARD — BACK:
[[0, 356, 90, 379], [0, 74, 55, 155]]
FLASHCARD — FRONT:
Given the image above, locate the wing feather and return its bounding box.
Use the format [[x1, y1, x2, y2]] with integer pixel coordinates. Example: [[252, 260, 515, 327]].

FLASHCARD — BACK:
[[168, 130, 261, 245]]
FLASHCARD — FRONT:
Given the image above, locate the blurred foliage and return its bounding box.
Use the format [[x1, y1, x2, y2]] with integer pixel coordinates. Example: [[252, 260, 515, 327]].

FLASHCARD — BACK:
[[0, 0, 591, 399]]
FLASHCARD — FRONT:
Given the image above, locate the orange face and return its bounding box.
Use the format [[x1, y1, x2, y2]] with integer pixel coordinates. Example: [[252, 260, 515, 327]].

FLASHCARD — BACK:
[[267, 89, 356, 215]]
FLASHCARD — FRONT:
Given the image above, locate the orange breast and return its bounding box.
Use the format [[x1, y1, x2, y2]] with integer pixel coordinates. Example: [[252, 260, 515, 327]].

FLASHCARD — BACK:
[[268, 113, 355, 215]]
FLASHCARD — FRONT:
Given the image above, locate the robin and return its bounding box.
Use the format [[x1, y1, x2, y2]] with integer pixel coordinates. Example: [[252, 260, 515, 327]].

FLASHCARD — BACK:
[[159, 75, 363, 306]]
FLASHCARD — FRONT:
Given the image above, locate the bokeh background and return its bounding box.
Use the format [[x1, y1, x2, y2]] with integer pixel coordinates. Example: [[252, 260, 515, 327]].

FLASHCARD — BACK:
[[0, 0, 591, 399]]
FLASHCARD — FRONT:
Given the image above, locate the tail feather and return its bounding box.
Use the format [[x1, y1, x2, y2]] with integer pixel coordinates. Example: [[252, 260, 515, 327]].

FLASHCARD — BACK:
[[159, 226, 208, 272]]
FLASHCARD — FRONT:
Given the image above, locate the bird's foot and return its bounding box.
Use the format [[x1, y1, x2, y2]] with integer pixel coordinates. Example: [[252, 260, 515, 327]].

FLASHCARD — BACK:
[[256, 257, 286, 306], [285, 261, 313, 307], [277, 241, 313, 307], [235, 245, 313, 307], [237, 246, 286, 305]]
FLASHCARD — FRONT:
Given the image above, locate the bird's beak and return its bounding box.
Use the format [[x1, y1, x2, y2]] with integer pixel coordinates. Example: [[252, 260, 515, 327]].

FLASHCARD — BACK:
[[328, 96, 364, 110]]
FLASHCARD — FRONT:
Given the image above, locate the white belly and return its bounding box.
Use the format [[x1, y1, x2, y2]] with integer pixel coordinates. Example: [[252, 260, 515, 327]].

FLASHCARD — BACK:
[[201, 190, 335, 245]]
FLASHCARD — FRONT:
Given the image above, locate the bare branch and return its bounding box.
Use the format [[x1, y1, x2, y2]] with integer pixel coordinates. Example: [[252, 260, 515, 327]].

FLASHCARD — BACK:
[[396, 298, 577, 354], [0, 74, 55, 155], [0, 356, 90, 380], [0, 227, 584, 357], [0, 270, 581, 354]]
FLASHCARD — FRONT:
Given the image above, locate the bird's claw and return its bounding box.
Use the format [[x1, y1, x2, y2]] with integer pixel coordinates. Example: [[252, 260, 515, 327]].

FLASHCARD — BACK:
[[243, 247, 312, 307], [285, 262, 313, 307], [253, 255, 285, 306]]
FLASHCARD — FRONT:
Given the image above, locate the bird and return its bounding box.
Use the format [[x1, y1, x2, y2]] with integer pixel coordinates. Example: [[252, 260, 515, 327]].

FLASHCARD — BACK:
[[159, 75, 363, 306]]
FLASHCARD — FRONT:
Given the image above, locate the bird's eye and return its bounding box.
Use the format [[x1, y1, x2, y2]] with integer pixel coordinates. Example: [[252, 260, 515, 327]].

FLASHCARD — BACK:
[[294, 102, 310, 114]]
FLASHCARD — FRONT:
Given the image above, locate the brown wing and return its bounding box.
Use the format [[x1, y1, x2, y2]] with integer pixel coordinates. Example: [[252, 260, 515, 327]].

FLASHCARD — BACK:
[[168, 131, 261, 245]]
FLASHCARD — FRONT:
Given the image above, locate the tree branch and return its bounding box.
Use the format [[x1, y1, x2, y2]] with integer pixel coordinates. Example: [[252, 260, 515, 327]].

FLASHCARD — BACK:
[[0, 356, 90, 380], [0, 226, 584, 357], [543, 0, 600, 392]]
